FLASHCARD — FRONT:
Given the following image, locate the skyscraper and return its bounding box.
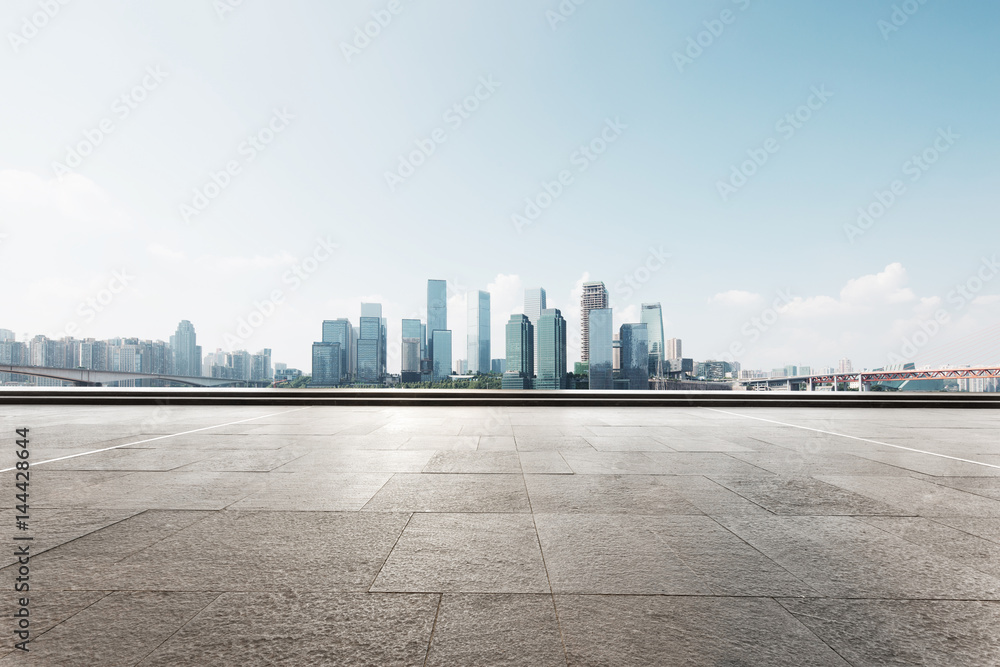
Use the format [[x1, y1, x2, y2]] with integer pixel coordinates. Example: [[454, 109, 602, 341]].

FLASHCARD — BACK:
[[536, 308, 567, 390], [311, 342, 340, 386], [588, 308, 613, 390], [580, 282, 608, 362], [431, 330, 452, 382], [427, 279, 447, 367], [170, 320, 201, 377], [620, 323, 649, 390], [640, 303, 665, 376], [322, 319, 353, 383], [358, 304, 384, 384], [524, 287, 546, 373], [503, 314, 533, 389], [467, 290, 490, 374]]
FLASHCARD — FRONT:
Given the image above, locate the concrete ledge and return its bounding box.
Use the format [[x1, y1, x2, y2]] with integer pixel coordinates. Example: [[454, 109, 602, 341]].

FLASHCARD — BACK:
[[1, 388, 998, 408]]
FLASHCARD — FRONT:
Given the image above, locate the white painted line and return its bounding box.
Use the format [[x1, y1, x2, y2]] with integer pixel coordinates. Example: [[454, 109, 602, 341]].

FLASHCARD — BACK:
[[1, 407, 311, 472], [702, 407, 1000, 471]]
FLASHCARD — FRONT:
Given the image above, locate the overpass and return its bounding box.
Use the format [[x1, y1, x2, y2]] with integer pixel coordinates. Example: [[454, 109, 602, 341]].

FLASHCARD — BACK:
[[740, 366, 1000, 391], [0, 365, 244, 387]]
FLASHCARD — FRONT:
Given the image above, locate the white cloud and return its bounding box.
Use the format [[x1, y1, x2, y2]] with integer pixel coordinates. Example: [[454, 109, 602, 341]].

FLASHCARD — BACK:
[[148, 243, 185, 261]]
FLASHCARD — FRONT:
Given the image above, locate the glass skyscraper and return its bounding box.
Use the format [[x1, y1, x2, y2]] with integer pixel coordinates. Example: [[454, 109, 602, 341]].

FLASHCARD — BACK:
[[588, 308, 613, 390], [640, 303, 665, 377], [536, 308, 566, 390], [427, 279, 447, 364], [311, 342, 340, 386], [503, 314, 533, 389], [524, 287, 546, 374], [467, 290, 490, 374], [431, 330, 452, 382], [322, 318, 353, 383], [620, 323, 649, 390], [357, 304, 385, 384]]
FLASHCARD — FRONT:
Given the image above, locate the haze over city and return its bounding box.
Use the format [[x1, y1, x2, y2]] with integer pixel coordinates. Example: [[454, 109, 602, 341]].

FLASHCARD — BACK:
[[2, 1, 998, 373]]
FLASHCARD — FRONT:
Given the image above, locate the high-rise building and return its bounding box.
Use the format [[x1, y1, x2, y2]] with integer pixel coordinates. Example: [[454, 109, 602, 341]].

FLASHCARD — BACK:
[[838, 358, 853, 373], [401, 319, 423, 380], [666, 338, 682, 361], [251, 349, 272, 382], [491, 358, 507, 374], [311, 342, 340, 386], [588, 308, 613, 390], [467, 290, 490, 374], [536, 308, 567, 390], [322, 319, 353, 382], [503, 314, 533, 389], [431, 330, 452, 382], [640, 303, 665, 376], [619, 323, 649, 390], [170, 320, 201, 377], [580, 282, 608, 362], [0, 329, 14, 342], [427, 279, 447, 359], [524, 288, 546, 373], [357, 305, 385, 384]]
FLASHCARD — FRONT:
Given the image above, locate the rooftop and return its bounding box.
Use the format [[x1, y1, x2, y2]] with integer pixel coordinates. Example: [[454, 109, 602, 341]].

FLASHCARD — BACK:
[[2, 396, 998, 665]]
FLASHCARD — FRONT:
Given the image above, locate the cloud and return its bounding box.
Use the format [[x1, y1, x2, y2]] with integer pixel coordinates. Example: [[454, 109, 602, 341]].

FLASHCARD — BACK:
[[148, 243, 185, 261]]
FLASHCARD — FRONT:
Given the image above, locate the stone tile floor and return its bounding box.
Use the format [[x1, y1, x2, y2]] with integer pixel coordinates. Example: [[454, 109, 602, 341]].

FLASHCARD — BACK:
[[0, 404, 998, 665]]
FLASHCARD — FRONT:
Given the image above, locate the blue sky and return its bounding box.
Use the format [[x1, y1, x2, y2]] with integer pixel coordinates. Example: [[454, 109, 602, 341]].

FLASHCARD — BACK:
[[2, 0, 998, 372]]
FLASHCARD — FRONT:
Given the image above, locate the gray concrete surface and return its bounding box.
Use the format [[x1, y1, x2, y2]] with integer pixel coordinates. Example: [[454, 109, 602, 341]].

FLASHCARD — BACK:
[[0, 404, 998, 665]]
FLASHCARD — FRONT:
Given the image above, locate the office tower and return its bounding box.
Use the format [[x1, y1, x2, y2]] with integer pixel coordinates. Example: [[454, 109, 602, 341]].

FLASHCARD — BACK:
[[322, 319, 353, 382], [401, 319, 422, 380], [431, 330, 452, 381], [251, 349, 272, 381], [401, 337, 421, 382], [420, 323, 427, 360], [641, 303, 665, 376], [311, 342, 340, 386], [503, 314, 533, 389], [0, 329, 14, 342], [427, 279, 447, 359], [536, 308, 567, 390], [620, 323, 649, 390], [170, 320, 201, 377], [580, 281, 608, 362], [524, 288, 546, 373], [458, 359, 468, 374], [588, 308, 613, 390], [467, 290, 490, 374], [838, 358, 853, 373], [666, 338, 682, 361], [491, 358, 507, 374], [357, 305, 384, 384]]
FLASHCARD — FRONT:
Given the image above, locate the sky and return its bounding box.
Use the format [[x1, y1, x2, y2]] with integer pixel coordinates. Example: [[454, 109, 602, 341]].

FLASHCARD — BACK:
[[2, 0, 999, 373]]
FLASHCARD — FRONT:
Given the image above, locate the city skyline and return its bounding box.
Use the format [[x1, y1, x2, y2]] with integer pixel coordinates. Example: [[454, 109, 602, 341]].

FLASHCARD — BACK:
[[2, 3, 998, 375]]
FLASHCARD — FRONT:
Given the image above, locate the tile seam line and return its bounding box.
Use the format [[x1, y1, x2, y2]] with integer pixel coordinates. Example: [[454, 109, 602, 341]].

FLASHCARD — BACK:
[[0, 407, 311, 473], [700, 407, 1000, 471]]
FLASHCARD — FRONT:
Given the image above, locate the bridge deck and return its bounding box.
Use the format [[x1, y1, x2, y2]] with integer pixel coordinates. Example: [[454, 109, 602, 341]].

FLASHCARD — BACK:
[[1, 402, 998, 665]]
